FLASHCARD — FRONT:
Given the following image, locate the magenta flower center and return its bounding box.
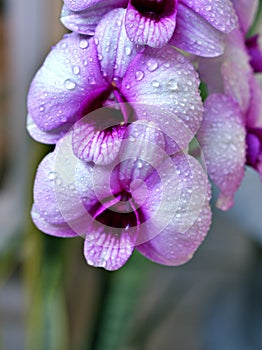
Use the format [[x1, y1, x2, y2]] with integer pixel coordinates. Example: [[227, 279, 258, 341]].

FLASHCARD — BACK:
[[131, 0, 165, 15], [90, 191, 145, 230], [131, 0, 176, 20]]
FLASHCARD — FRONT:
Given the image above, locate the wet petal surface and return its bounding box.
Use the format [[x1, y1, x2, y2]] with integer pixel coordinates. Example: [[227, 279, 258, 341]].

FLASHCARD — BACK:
[[122, 45, 203, 140], [27, 33, 107, 137], [61, 0, 127, 35], [170, 3, 225, 57], [198, 94, 246, 210], [136, 153, 211, 265], [181, 0, 238, 33], [125, 0, 177, 48]]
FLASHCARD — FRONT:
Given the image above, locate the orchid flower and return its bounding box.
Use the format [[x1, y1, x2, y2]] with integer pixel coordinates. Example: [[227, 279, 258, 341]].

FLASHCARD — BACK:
[[197, 0, 262, 210], [31, 121, 211, 270], [61, 0, 238, 55], [27, 9, 203, 165]]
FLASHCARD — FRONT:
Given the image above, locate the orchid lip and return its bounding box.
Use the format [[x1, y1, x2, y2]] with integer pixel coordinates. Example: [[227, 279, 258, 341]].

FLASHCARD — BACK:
[[89, 191, 145, 230]]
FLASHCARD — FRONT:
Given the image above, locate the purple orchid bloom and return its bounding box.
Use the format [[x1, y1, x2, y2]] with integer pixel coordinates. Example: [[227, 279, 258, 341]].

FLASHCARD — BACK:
[[27, 9, 203, 165], [61, 0, 238, 55], [246, 34, 262, 73], [245, 76, 262, 178], [31, 121, 211, 270], [197, 0, 262, 210]]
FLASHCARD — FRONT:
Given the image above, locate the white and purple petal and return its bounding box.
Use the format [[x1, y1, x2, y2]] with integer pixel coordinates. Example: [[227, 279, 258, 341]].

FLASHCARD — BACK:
[[169, 3, 225, 57], [125, 0, 177, 48], [221, 30, 252, 114], [27, 33, 108, 141], [61, 0, 128, 35], [63, 0, 105, 12], [84, 221, 137, 270], [181, 0, 238, 33], [94, 9, 137, 81], [72, 107, 127, 165], [31, 205, 78, 238], [136, 152, 211, 265], [122, 45, 203, 142], [232, 0, 258, 34], [198, 29, 252, 114], [27, 114, 71, 144], [197, 94, 246, 210], [246, 75, 262, 128]]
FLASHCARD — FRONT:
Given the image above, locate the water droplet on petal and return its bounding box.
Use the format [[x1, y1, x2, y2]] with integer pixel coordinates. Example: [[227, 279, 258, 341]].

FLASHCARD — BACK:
[[48, 171, 57, 181], [55, 177, 62, 185], [167, 79, 179, 91], [147, 60, 159, 72], [135, 70, 144, 81], [136, 160, 143, 168], [39, 105, 45, 112], [72, 65, 80, 75], [151, 80, 160, 88], [125, 47, 132, 56], [64, 79, 76, 90], [60, 42, 67, 49], [136, 45, 145, 53], [129, 136, 136, 142], [79, 39, 89, 49]]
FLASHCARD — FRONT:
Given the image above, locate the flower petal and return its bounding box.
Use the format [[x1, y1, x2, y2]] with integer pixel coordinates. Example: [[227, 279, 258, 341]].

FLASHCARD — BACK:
[[64, 0, 104, 12], [136, 153, 211, 265], [198, 29, 252, 114], [31, 205, 78, 238], [27, 114, 70, 144], [72, 107, 127, 165], [246, 76, 262, 128], [27, 33, 107, 137], [197, 94, 246, 210], [232, 0, 258, 34], [94, 9, 136, 82], [169, 3, 225, 57], [33, 132, 98, 237], [221, 30, 252, 114], [84, 225, 136, 270], [122, 46, 203, 139], [61, 0, 127, 35], [180, 0, 238, 33], [118, 120, 166, 189], [33, 152, 68, 225], [125, 0, 177, 48]]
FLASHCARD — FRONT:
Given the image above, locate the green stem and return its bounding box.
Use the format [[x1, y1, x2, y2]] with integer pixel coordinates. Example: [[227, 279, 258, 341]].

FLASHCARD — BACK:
[[89, 252, 149, 350]]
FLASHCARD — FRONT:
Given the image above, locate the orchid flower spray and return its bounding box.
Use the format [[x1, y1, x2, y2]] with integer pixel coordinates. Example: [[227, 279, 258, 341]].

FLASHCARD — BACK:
[[26, 0, 247, 270], [197, 0, 262, 210]]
